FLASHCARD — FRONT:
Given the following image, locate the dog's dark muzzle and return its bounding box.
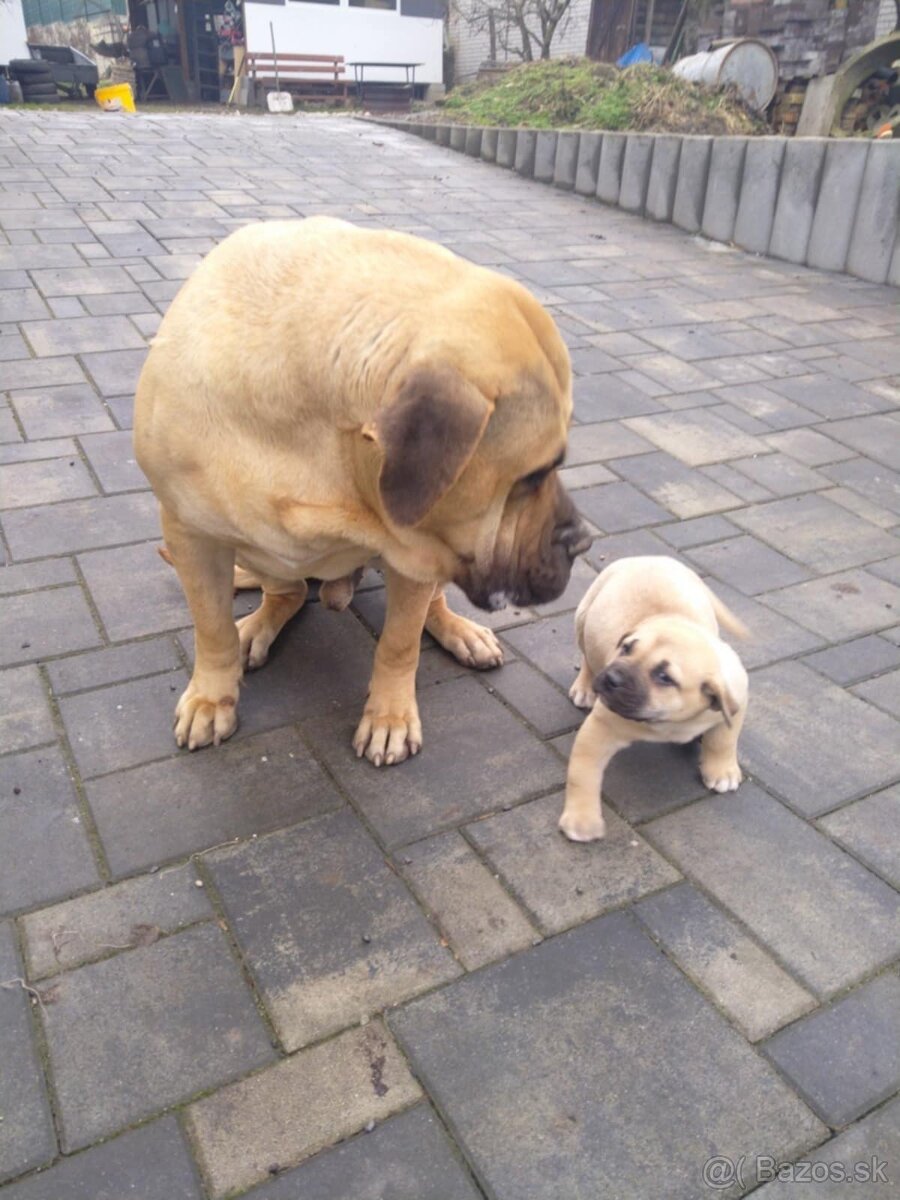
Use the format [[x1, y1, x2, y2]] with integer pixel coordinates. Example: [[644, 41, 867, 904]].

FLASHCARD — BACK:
[[594, 665, 649, 720]]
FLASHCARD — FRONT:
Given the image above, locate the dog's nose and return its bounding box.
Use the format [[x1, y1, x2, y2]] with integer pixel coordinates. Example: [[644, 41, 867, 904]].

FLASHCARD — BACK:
[[554, 518, 593, 560], [602, 666, 625, 690]]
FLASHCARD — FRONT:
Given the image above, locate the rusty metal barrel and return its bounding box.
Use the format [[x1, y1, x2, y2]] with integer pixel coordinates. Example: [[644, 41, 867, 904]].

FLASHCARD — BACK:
[[673, 39, 779, 112]]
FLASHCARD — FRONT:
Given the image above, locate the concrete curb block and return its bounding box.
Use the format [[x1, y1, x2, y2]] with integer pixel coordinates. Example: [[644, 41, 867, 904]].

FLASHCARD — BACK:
[[619, 133, 655, 215], [734, 137, 786, 255], [515, 130, 537, 178], [702, 137, 747, 243], [380, 118, 898, 286], [464, 127, 483, 158], [553, 132, 580, 190], [575, 132, 603, 196], [806, 139, 870, 274], [496, 129, 518, 169], [673, 136, 712, 234], [769, 138, 827, 264], [597, 132, 625, 205], [846, 140, 900, 284], [480, 128, 499, 163], [645, 135, 681, 222], [534, 131, 559, 184]]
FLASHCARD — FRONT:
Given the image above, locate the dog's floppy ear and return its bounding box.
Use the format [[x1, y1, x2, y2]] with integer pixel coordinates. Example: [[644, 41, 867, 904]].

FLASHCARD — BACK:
[[702, 679, 740, 728], [364, 365, 493, 527]]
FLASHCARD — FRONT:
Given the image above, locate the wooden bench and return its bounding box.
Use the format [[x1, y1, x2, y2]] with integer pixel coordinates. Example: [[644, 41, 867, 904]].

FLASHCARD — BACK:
[[245, 53, 348, 103]]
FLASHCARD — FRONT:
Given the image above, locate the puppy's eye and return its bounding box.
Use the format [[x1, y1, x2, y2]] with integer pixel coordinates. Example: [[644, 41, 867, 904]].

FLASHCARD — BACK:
[[620, 640, 635, 656], [652, 664, 676, 687]]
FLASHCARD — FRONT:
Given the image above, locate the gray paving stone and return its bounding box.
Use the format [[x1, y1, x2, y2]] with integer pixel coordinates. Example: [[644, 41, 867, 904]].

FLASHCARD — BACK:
[[77, 542, 190, 640], [731, 493, 900, 573], [763, 569, 900, 641], [706, 579, 826, 668], [752, 1093, 900, 1198], [846, 139, 900, 285], [485, 658, 580, 738], [807, 138, 870, 275], [574, 479, 670, 532], [819, 783, 900, 889], [672, 135, 712, 233], [78, 429, 147, 493], [0, 458, 97, 509], [502, 612, 581, 690], [466, 793, 679, 934], [59, 669, 189, 779], [186, 1022, 422, 1199], [765, 427, 858, 467], [803, 635, 900, 686], [0, 745, 99, 915], [80, 347, 147, 396], [399, 830, 536, 970], [10, 383, 115, 439], [634, 882, 815, 1041], [0, 921, 55, 1185], [701, 137, 747, 243], [685, 534, 812, 595], [0, 665, 55, 754], [3, 492, 160, 558], [743, 659, 900, 814], [733, 137, 786, 255], [245, 1104, 481, 1200], [646, 784, 900, 997], [732, 452, 824, 497], [825, 414, 900, 471], [0, 558, 76, 595], [823, 457, 900, 516], [21, 862, 212, 980], [767, 372, 888, 421], [0, 289, 49, 322], [391, 911, 824, 1200], [88, 725, 343, 876], [304, 675, 564, 847], [47, 635, 180, 695], [624, 409, 763, 466], [854, 668, 900, 720], [764, 971, 900, 1126], [599, 740, 715, 823], [611, 450, 742, 518], [207, 810, 459, 1049], [656, 513, 740, 549], [566, 419, 653, 462], [22, 316, 145, 358], [0, 1118, 203, 1200], [0, 586, 101, 667], [42, 922, 275, 1152], [0, 438, 78, 466], [769, 139, 827, 264], [596, 131, 625, 205]]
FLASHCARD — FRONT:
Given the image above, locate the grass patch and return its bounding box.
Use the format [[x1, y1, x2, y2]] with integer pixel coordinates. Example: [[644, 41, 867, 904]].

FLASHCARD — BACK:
[[442, 58, 765, 136]]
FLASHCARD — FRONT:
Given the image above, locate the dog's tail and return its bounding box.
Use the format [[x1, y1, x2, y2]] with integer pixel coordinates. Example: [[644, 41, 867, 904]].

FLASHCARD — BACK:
[[709, 590, 750, 640]]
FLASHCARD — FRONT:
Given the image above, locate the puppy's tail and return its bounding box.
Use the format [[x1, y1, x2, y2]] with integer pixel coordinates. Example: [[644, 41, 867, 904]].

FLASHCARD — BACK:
[[709, 590, 749, 640]]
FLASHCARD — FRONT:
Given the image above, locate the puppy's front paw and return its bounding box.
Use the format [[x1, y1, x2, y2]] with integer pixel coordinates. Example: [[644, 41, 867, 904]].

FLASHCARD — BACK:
[[353, 701, 423, 767], [568, 681, 597, 710], [558, 809, 607, 843], [700, 758, 743, 793], [174, 679, 239, 750]]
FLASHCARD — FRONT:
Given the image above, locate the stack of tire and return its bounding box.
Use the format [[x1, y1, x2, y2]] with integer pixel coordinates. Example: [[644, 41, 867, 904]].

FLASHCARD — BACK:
[[8, 59, 59, 103]]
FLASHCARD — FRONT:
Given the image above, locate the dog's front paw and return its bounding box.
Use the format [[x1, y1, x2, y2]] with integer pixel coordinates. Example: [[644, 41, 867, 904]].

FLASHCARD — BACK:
[[568, 681, 597, 709], [427, 611, 503, 670], [558, 809, 607, 843], [700, 758, 743, 793], [353, 701, 423, 767], [174, 679, 239, 750]]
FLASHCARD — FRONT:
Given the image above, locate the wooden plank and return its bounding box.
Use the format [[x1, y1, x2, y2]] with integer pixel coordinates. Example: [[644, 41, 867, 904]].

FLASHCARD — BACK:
[[246, 52, 344, 63]]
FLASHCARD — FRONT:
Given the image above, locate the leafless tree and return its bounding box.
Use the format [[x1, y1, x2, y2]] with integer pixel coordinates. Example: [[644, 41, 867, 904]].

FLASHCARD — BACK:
[[456, 0, 575, 63]]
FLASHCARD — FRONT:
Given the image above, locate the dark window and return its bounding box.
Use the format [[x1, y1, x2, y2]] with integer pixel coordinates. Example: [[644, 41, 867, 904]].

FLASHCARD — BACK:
[[349, 0, 396, 9], [288, 0, 339, 5], [400, 0, 443, 15]]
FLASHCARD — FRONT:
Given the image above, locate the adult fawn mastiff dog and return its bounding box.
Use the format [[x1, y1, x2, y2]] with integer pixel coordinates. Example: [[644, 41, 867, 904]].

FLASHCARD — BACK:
[[134, 218, 591, 767]]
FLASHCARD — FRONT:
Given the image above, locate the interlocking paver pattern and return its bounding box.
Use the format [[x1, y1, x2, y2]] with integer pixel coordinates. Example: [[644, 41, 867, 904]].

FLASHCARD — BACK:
[[0, 108, 898, 1197]]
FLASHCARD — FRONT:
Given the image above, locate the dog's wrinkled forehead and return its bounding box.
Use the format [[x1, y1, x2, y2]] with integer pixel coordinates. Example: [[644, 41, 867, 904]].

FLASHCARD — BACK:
[[480, 369, 570, 464]]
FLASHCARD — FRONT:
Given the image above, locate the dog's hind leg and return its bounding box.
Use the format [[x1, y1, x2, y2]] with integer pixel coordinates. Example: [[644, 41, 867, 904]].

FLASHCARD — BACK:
[[236, 575, 309, 670], [160, 544, 264, 594], [425, 587, 503, 670], [160, 508, 242, 751]]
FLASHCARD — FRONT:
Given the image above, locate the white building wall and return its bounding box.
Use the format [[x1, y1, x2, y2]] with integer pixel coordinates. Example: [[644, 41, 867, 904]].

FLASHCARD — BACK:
[[244, 0, 444, 85], [1, 0, 30, 66], [449, 0, 592, 83]]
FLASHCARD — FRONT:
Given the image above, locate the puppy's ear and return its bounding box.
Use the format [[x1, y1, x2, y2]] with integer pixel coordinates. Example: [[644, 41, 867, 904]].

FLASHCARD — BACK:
[[364, 366, 493, 527], [701, 679, 740, 728]]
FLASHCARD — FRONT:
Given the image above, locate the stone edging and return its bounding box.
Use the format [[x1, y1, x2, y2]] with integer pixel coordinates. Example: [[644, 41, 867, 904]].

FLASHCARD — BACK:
[[374, 121, 900, 287]]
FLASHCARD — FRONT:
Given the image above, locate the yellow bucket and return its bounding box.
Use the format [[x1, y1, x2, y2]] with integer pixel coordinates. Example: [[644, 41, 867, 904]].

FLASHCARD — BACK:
[[95, 82, 136, 113]]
